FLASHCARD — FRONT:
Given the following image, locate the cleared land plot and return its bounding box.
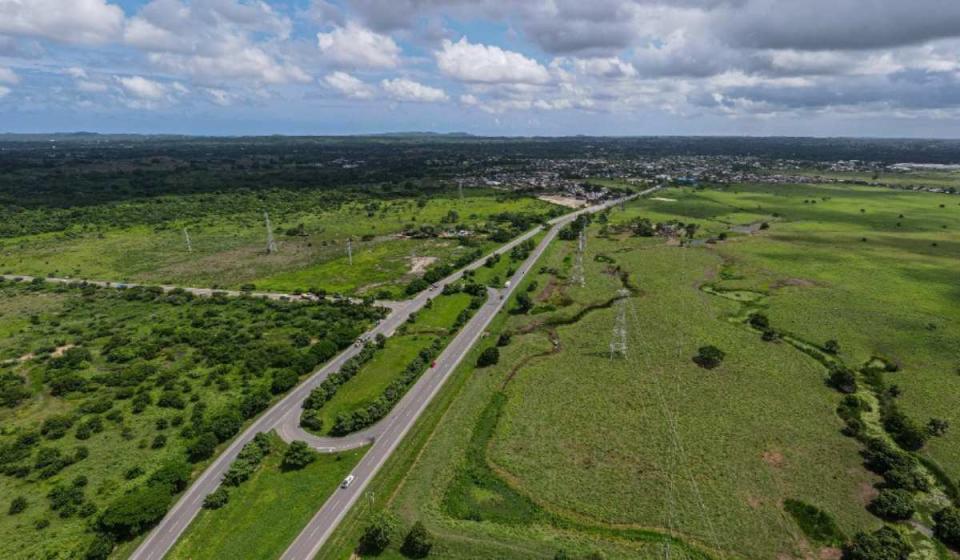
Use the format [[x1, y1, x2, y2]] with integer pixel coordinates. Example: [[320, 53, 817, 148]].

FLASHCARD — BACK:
[[167, 435, 365, 560]]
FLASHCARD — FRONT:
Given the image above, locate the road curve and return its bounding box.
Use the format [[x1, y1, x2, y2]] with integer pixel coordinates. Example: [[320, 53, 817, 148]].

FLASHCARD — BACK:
[[128, 189, 654, 560], [278, 189, 655, 560]]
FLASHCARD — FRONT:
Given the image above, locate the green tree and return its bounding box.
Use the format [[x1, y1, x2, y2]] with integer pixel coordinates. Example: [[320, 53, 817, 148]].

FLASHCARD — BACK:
[[187, 431, 219, 462], [203, 487, 230, 509], [693, 345, 725, 369], [868, 489, 915, 521], [842, 527, 912, 560], [8, 496, 27, 515], [476, 347, 500, 368], [933, 507, 960, 548], [281, 441, 317, 471], [357, 512, 398, 555], [401, 521, 433, 558], [98, 485, 171, 539], [824, 339, 841, 354]]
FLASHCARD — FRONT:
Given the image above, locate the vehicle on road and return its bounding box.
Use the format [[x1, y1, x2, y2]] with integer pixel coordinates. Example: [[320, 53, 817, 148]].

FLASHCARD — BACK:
[[341, 474, 355, 489]]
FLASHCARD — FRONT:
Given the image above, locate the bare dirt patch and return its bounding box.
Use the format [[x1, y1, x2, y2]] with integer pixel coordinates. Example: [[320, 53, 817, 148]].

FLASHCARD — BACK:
[[858, 481, 879, 505], [408, 256, 438, 275], [650, 196, 678, 202], [762, 450, 785, 468], [772, 277, 820, 289], [538, 195, 585, 209], [819, 547, 843, 560]]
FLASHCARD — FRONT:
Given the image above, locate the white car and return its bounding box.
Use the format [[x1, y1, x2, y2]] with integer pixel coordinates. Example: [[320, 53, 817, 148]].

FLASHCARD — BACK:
[[341, 474, 355, 489]]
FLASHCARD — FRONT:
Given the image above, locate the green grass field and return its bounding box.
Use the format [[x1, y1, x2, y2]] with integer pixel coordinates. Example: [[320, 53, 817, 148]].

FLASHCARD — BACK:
[[167, 435, 365, 560], [319, 182, 959, 559], [0, 193, 555, 298]]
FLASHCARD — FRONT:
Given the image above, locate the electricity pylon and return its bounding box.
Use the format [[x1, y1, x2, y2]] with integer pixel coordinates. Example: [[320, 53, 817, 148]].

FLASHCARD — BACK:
[[264, 212, 277, 254], [347, 238, 353, 266], [570, 228, 586, 287], [458, 178, 464, 200], [609, 289, 630, 358], [182, 227, 192, 253]]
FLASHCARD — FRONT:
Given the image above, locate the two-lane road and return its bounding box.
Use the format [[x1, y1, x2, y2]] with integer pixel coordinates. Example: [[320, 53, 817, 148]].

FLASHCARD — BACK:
[[130, 188, 655, 560]]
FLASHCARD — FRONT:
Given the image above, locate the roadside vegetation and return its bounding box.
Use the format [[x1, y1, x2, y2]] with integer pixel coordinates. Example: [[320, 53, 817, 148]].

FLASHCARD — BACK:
[[0, 278, 379, 559]]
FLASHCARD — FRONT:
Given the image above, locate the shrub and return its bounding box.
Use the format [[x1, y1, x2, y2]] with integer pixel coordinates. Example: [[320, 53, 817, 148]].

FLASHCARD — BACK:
[[98, 485, 172, 539], [208, 410, 242, 443], [934, 507, 960, 548], [357, 512, 398, 555], [8, 496, 27, 515], [401, 521, 433, 558], [748, 312, 770, 330], [928, 418, 950, 437], [203, 487, 229, 510], [187, 431, 219, 462], [41, 415, 75, 440], [842, 526, 912, 560], [271, 369, 299, 394], [476, 347, 500, 368], [693, 345, 725, 369], [239, 390, 271, 419], [828, 365, 858, 394], [824, 339, 841, 354], [868, 489, 915, 521], [496, 333, 511, 347], [147, 458, 192, 493], [281, 441, 317, 471], [783, 499, 845, 545], [84, 534, 114, 560]]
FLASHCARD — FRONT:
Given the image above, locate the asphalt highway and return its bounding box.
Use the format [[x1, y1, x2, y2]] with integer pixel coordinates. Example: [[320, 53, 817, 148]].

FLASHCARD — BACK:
[[129, 188, 655, 560]]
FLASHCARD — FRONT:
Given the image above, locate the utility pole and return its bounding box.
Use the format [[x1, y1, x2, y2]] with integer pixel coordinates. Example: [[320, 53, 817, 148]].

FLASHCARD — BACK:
[[182, 227, 192, 253], [347, 238, 353, 266], [609, 289, 630, 358], [264, 211, 277, 254]]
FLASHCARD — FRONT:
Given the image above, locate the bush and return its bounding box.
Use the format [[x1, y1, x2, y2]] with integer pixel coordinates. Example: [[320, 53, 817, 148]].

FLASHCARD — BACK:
[[271, 369, 299, 394], [98, 485, 172, 539], [933, 507, 960, 548], [208, 410, 242, 443], [239, 390, 271, 419], [693, 345, 725, 369], [84, 534, 114, 560], [496, 333, 511, 347], [783, 499, 845, 545], [40, 415, 74, 440], [187, 431, 219, 462], [476, 347, 500, 368], [146, 458, 192, 494], [824, 339, 841, 354], [281, 441, 317, 471], [842, 527, 912, 560], [748, 312, 770, 330], [828, 365, 858, 394], [203, 487, 230, 509], [357, 512, 398, 555], [8, 496, 27, 515], [401, 521, 433, 558], [868, 489, 915, 521]]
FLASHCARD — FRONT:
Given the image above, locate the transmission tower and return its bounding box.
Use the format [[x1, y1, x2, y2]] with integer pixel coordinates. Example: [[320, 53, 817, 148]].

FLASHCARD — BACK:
[[263, 211, 277, 254], [347, 238, 353, 266], [457, 178, 464, 200], [570, 228, 586, 287], [182, 227, 192, 253], [609, 289, 630, 358]]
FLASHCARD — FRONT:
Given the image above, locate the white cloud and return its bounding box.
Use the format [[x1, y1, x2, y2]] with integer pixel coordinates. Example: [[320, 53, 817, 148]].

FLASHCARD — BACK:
[[570, 57, 636, 79], [381, 78, 447, 102], [148, 47, 311, 86], [205, 88, 231, 106], [436, 37, 551, 84], [0, 85, 9, 98], [0, 66, 18, 84], [324, 71, 375, 99], [117, 75, 168, 100], [317, 22, 401, 69], [0, 0, 124, 45]]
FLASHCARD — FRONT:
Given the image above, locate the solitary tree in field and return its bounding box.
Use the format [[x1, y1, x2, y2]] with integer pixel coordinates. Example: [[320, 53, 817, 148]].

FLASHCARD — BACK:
[[281, 441, 317, 471], [476, 347, 500, 368], [693, 346, 725, 370], [401, 521, 433, 558]]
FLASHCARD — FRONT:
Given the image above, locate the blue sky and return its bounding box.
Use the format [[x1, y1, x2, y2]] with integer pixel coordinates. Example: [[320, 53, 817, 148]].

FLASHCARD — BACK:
[[2, 0, 960, 137]]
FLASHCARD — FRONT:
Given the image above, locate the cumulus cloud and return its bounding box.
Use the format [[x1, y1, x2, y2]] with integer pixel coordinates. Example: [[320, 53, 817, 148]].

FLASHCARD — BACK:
[[0, 66, 18, 84], [568, 57, 636, 79], [0, 0, 124, 44], [436, 38, 551, 84], [117, 75, 168, 100], [317, 22, 401, 69], [381, 77, 448, 102], [324, 71, 375, 99]]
